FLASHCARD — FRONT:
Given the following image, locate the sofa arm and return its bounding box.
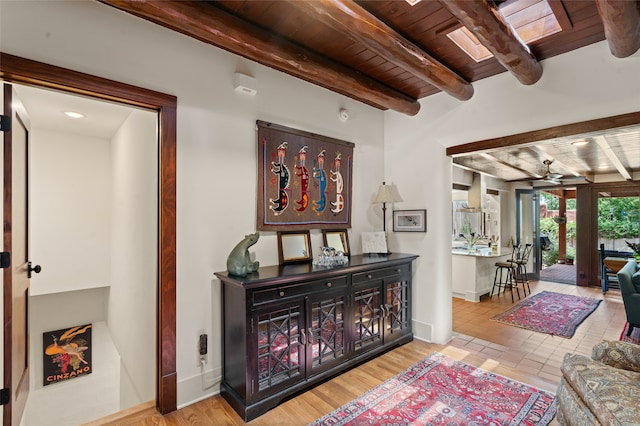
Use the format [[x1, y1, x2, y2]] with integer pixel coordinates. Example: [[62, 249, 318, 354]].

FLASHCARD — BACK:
[[591, 340, 640, 373]]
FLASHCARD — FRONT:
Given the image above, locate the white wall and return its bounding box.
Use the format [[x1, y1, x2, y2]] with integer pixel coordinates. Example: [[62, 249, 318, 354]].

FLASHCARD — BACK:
[[0, 0, 386, 407], [108, 108, 158, 409], [29, 129, 112, 295], [384, 41, 639, 344]]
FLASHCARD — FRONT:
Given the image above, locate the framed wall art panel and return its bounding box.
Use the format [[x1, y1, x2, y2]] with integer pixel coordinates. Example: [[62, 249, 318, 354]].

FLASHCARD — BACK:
[[393, 209, 427, 232], [257, 120, 354, 231]]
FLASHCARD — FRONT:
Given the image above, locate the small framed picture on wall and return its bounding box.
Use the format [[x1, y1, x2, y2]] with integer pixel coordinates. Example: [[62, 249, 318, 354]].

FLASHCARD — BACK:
[[393, 209, 426, 232]]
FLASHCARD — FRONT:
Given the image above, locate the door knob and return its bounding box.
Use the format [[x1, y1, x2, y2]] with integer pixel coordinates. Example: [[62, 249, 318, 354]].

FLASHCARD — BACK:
[[28, 261, 42, 278]]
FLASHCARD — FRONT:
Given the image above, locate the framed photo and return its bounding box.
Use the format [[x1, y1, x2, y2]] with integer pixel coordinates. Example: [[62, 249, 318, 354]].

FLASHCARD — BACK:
[[393, 209, 426, 232], [277, 230, 313, 264], [322, 229, 350, 255], [257, 120, 354, 231]]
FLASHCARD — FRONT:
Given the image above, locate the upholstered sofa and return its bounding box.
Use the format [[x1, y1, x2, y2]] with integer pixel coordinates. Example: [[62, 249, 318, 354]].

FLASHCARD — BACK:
[[556, 340, 640, 425], [617, 259, 640, 336]]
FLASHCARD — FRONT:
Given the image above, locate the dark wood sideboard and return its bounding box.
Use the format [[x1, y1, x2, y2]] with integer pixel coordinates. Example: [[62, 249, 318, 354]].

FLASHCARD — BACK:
[[214, 253, 418, 421]]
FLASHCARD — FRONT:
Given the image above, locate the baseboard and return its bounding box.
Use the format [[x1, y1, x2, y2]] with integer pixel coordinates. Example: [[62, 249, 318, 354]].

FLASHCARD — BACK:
[[176, 365, 223, 409], [81, 400, 155, 425], [412, 318, 432, 342]]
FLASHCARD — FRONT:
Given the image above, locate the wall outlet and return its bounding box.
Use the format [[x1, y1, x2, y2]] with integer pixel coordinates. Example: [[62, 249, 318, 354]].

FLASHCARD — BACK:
[[199, 333, 208, 356]]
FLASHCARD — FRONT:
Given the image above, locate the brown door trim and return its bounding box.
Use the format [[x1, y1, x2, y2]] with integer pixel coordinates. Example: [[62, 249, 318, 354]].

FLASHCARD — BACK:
[[0, 53, 177, 414]]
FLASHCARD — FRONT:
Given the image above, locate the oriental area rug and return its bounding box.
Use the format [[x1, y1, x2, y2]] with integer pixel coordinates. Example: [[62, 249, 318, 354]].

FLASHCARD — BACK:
[[309, 352, 556, 426], [620, 322, 640, 345], [491, 291, 602, 338]]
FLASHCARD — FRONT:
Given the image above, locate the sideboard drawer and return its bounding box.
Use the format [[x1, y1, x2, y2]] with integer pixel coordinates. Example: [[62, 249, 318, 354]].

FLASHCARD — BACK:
[[352, 263, 410, 284], [252, 275, 348, 306]]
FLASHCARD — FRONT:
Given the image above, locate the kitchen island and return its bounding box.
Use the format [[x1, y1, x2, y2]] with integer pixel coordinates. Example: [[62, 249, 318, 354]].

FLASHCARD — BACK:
[[452, 247, 514, 302]]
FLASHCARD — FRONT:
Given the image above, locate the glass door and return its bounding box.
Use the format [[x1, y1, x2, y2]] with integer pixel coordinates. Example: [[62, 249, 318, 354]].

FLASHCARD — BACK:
[[516, 189, 540, 280]]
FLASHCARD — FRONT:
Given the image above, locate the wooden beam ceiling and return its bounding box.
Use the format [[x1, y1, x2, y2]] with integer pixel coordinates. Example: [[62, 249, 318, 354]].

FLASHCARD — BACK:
[[595, 0, 640, 58], [99, 0, 421, 115], [594, 135, 633, 180], [439, 0, 543, 86], [288, 0, 474, 101], [98, 0, 635, 116], [447, 112, 640, 157]]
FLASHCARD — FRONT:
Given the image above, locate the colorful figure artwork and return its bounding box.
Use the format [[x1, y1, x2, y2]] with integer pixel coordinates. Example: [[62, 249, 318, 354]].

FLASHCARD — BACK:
[[330, 152, 344, 214], [295, 145, 309, 212], [312, 150, 327, 213], [269, 141, 290, 215], [258, 121, 353, 231], [43, 324, 92, 386]]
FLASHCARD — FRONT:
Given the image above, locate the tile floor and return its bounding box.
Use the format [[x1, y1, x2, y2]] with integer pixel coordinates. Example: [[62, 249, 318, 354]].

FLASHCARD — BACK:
[[450, 278, 627, 389]]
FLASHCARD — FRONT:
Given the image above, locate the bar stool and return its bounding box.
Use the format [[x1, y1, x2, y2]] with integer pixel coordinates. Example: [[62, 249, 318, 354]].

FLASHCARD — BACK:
[[491, 245, 521, 302], [512, 243, 532, 296]]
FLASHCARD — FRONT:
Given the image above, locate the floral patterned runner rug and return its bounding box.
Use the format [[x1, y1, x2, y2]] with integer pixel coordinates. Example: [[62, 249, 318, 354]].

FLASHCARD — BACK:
[[490, 291, 602, 338], [620, 321, 640, 345], [309, 352, 556, 426]]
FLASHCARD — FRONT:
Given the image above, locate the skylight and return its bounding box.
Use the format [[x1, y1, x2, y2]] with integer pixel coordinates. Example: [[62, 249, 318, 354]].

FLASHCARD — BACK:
[[447, 0, 563, 62]]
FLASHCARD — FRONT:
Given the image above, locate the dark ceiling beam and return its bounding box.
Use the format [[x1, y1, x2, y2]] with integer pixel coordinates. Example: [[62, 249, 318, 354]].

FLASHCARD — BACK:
[[440, 0, 543, 85], [288, 0, 474, 101], [446, 111, 640, 157], [99, 0, 421, 116], [595, 0, 640, 58]]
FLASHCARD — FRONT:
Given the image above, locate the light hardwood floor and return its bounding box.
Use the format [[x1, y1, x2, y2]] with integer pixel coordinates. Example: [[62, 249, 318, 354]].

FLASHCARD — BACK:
[[89, 280, 627, 425]]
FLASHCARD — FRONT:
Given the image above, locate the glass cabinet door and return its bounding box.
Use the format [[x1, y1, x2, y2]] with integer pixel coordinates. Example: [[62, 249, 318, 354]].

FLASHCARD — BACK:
[[352, 285, 382, 355], [383, 279, 410, 342], [307, 291, 346, 376], [256, 304, 305, 396]]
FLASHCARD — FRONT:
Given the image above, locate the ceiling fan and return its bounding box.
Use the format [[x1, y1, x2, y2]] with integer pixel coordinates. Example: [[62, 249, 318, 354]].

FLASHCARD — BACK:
[[509, 159, 586, 185], [539, 159, 563, 183]]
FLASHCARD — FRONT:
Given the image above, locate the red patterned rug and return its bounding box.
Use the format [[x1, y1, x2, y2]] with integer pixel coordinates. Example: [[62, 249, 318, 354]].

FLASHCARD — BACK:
[[620, 322, 640, 345], [310, 352, 556, 426], [490, 291, 601, 338]]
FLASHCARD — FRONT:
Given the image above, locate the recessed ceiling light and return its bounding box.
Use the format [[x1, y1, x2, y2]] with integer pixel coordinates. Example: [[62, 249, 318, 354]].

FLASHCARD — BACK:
[[599, 164, 608, 169], [571, 139, 589, 146], [64, 111, 85, 119]]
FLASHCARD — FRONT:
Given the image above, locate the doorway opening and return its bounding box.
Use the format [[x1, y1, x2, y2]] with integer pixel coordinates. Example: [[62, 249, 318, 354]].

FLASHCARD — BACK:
[[538, 190, 577, 284], [1, 53, 177, 426], [15, 83, 158, 426]]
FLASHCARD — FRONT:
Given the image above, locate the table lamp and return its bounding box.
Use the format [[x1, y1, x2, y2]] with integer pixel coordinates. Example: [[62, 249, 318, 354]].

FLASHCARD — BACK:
[[373, 181, 402, 233]]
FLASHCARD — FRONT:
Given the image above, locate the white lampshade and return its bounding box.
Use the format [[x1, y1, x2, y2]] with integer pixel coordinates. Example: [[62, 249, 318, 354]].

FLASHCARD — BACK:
[[373, 182, 402, 204]]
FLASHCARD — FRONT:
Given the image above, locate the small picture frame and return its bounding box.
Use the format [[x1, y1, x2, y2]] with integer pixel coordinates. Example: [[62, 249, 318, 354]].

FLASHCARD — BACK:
[[393, 209, 427, 232], [322, 229, 350, 256], [277, 231, 313, 264]]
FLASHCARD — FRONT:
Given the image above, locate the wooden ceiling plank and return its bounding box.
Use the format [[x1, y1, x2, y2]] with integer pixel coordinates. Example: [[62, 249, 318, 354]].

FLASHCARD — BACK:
[[595, 0, 640, 58], [440, 0, 543, 85], [529, 146, 583, 177], [98, 0, 421, 115], [546, 0, 573, 31], [287, 0, 474, 101], [480, 153, 542, 178], [594, 135, 633, 180]]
